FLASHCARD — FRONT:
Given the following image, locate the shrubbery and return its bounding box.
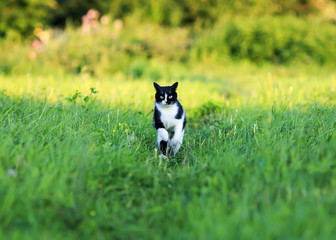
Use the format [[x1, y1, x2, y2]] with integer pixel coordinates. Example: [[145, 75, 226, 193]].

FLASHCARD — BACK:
[[0, 15, 191, 76], [0, 0, 332, 37], [0, 0, 54, 38], [1, 14, 336, 76], [194, 17, 336, 64]]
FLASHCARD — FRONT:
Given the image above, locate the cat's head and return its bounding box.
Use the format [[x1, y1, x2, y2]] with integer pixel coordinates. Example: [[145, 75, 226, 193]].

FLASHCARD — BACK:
[[153, 82, 178, 106]]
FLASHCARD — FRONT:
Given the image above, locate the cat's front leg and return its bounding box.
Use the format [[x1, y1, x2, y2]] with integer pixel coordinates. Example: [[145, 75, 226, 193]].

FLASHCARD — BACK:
[[157, 128, 169, 157], [171, 125, 184, 155]]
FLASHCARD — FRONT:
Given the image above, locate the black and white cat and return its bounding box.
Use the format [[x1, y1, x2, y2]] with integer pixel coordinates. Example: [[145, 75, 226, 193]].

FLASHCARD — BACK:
[[153, 82, 186, 157]]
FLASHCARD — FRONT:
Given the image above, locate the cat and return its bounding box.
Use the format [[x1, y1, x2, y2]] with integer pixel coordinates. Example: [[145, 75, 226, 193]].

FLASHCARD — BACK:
[[153, 82, 186, 157]]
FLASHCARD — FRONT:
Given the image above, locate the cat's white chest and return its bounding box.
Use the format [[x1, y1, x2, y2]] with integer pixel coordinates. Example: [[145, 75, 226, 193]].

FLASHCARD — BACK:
[[156, 103, 179, 130]]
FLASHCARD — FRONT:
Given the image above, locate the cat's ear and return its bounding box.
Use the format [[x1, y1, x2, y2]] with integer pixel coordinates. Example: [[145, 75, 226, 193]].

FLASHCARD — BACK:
[[153, 82, 161, 92], [171, 82, 178, 91]]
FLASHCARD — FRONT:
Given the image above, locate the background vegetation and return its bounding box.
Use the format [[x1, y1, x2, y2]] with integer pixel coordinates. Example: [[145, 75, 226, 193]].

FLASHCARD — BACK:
[[2, 0, 336, 36], [1, 0, 336, 76], [0, 0, 336, 239]]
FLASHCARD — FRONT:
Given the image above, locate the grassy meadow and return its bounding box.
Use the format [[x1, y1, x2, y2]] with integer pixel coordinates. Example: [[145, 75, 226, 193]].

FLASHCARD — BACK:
[[1, 11, 336, 240], [1, 63, 336, 239]]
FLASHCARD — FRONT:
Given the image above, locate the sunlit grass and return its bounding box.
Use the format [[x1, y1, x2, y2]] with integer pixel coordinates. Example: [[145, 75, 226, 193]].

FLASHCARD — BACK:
[[1, 64, 335, 111], [0, 64, 335, 239]]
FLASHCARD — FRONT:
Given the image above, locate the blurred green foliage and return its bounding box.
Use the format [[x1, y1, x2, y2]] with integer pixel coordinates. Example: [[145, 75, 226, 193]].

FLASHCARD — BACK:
[[0, 0, 333, 37], [1, 0, 336, 71], [0, 0, 54, 38], [196, 16, 336, 64], [1, 15, 336, 76]]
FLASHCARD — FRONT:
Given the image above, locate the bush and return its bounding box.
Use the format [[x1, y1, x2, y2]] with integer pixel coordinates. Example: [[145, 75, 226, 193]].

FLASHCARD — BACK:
[[0, 0, 54, 38], [194, 17, 336, 65], [0, 0, 330, 37], [1, 15, 336, 77], [0, 18, 191, 76]]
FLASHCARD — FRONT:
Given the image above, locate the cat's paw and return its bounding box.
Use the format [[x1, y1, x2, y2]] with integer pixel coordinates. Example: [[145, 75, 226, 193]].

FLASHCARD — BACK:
[[157, 128, 169, 141], [159, 153, 169, 160]]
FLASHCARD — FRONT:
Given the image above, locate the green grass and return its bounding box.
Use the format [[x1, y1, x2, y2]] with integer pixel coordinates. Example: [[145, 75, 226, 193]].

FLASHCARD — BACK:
[[0, 65, 335, 239]]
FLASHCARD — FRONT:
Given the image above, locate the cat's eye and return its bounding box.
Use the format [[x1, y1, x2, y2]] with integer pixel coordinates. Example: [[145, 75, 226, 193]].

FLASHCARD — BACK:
[[160, 96, 164, 99], [168, 96, 173, 99]]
